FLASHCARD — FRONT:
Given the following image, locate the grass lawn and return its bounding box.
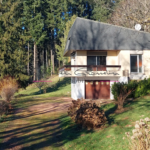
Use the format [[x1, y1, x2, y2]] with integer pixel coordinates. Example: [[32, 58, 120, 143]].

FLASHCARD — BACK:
[[1, 76, 150, 149], [16, 76, 71, 98], [59, 96, 150, 150]]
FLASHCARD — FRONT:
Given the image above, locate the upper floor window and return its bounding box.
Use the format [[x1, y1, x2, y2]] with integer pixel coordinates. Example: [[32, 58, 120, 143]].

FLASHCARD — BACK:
[[130, 55, 142, 73], [87, 56, 106, 65]]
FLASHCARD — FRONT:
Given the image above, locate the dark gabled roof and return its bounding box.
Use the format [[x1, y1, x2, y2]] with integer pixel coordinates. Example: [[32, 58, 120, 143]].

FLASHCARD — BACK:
[[64, 17, 150, 56]]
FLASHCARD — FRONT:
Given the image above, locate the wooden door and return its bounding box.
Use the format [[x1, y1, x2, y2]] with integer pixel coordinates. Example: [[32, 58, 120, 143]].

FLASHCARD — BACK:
[[85, 80, 110, 99], [99, 81, 110, 99], [85, 81, 94, 99]]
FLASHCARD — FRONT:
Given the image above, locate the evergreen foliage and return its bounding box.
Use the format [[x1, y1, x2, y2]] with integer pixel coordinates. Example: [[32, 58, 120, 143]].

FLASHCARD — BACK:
[[0, 0, 30, 88], [56, 15, 77, 65], [111, 81, 138, 110], [91, 0, 121, 22], [0, 0, 116, 86]]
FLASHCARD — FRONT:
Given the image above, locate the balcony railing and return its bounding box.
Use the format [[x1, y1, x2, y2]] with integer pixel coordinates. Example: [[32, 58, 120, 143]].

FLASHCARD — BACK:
[[59, 65, 121, 77]]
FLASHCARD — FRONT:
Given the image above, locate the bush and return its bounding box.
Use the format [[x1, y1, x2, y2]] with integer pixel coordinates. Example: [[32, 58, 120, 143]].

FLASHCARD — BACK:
[[68, 99, 107, 129], [111, 81, 138, 110], [0, 100, 9, 119], [125, 117, 150, 150], [133, 78, 150, 98], [0, 76, 18, 102]]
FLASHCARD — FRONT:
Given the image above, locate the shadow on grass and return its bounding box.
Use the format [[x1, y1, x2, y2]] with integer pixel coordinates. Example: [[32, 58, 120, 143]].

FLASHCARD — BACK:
[[0, 114, 93, 150], [2, 96, 150, 149], [30, 77, 71, 96], [102, 96, 150, 126]]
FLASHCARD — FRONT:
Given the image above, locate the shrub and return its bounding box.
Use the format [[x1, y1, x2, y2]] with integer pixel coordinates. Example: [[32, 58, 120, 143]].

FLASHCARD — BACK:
[[0, 100, 9, 119], [111, 81, 138, 110], [0, 76, 18, 102], [34, 80, 52, 94], [133, 78, 150, 98], [125, 118, 150, 150], [68, 99, 107, 129]]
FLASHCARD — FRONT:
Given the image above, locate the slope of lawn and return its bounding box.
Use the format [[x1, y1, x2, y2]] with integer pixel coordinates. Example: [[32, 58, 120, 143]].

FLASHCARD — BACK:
[[16, 76, 71, 98], [1, 75, 150, 149], [0, 76, 71, 146], [59, 95, 150, 150]]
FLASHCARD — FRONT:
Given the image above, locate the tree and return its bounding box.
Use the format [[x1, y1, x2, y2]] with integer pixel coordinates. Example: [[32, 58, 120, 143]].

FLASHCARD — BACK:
[[56, 15, 77, 66], [23, 0, 47, 81], [0, 0, 30, 88], [111, 0, 150, 32], [111, 81, 138, 110], [89, 0, 120, 22]]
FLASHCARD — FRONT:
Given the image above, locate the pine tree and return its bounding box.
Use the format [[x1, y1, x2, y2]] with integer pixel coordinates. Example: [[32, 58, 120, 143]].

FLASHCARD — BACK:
[[0, 0, 29, 88], [23, 0, 47, 80]]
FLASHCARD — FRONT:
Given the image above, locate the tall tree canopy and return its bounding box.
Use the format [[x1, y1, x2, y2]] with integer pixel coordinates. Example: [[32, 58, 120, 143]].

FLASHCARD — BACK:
[[0, 0, 117, 87], [88, 0, 120, 22], [111, 0, 150, 32], [0, 0, 29, 87]]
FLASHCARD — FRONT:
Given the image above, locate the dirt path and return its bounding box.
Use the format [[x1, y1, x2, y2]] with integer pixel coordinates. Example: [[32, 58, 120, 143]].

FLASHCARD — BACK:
[[0, 97, 72, 150]]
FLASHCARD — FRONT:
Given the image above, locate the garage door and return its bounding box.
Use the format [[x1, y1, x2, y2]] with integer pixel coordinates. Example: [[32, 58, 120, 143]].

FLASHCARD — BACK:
[[85, 80, 110, 99]]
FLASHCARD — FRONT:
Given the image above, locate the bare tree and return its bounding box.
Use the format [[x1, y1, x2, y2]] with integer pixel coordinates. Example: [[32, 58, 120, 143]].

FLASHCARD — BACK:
[[110, 0, 150, 32]]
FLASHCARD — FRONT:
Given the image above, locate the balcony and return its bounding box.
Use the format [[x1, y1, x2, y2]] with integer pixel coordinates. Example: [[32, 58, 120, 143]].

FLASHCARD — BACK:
[[59, 65, 121, 77]]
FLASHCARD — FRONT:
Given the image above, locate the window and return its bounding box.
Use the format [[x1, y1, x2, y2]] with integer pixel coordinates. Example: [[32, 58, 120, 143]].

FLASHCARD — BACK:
[[87, 56, 106, 65], [87, 56, 106, 71], [130, 55, 142, 73]]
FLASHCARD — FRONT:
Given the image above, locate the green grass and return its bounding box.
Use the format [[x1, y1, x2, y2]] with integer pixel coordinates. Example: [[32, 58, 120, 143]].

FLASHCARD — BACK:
[[0, 76, 71, 149], [59, 96, 150, 150], [1, 75, 150, 149], [16, 77, 71, 98]]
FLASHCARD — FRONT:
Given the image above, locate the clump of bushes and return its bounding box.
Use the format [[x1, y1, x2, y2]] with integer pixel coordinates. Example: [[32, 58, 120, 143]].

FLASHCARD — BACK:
[[125, 117, 150, 150], [0, 76, 18, 102], [112, 78, 150, 111], [111, 81, 138, 110], [68, 99, 107, 129], [0, 76, 18, 119], [133, 78, 150, 98]]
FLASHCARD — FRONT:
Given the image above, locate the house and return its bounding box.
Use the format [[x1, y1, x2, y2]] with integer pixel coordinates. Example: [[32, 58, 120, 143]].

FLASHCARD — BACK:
[[59, 17, 150, 100]]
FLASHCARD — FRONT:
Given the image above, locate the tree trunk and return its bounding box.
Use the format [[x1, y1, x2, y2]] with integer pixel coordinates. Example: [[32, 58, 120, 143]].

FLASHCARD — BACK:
[[28, 42, 30, 76], [117, 97, 124, 110], [52, 54, 54, 73], [46, 49, 48, 70], [34, 43, 37, 81], [43, 48, 46, 74], [51, 49, 52, 76]]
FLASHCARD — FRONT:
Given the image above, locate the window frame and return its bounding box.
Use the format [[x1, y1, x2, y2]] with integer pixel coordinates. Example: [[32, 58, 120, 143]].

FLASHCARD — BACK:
[[87, 55, 107, 66], [130, 54, 143, 73]]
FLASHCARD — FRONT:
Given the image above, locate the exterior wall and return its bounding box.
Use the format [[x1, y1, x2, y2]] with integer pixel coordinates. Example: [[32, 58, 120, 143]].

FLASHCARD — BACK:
[[143, 50, 150, 78], [76, 51, 87, 65], [107, 51, 119, 71], [118, 50, 130, 76], [71, 53, 76, 72], [71, 77, 85, 100], [107, 51, 118, 65], [69, 50, 150, 101]]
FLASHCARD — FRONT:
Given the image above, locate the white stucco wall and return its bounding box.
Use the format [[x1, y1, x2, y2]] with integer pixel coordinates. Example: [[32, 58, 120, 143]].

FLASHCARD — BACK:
[[76, 51, 87, 65], [143, 50, 150, 78], [107, 51, 118, 65], [71, 77, 85, 100], [110, 81, 115, 100]]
